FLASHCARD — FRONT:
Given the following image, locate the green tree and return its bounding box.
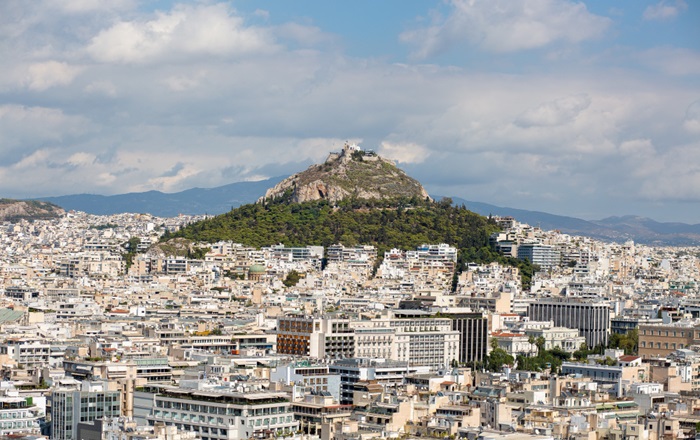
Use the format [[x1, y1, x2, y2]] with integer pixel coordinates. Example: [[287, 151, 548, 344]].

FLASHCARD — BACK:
[[535, 336, 546, 356], [283, 270, 301, 288], [487, 346, 514, 372]]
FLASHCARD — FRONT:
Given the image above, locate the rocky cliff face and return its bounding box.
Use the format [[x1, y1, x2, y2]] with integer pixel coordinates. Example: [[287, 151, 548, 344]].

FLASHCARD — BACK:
[[260, 147, 431, 204], [0, 199, 65, 221]]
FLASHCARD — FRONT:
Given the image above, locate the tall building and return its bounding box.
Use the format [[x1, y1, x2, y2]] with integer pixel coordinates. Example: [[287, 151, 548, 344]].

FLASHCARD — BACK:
[[51, 381, 122, 440], [528, 299, 610, 348], [276, 316, 355, 359], [517, 243, 560, 270], [439, 310, 489, 366]]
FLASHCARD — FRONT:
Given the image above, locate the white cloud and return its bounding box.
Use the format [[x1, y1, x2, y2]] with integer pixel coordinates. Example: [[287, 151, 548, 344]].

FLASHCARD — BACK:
[[165, 71, 208, 92], [378, 142, 430, 164], [639, 47, 700, 76], [643, 0, 687, 21], [274, 23, 332, 47], [619, 139, 655, 157], [26, 61, 82, 91], [11, 149, 52, 170], [84, 80, 117, 97], [254, 9, 270, 20], [50, 0, 135, 14], [86, 3, 277, 63], [66, 152, 96, 167], [684, 100, 700, 134], [401, 0, 611, 58], [0, 105, 90, 148], [0, 0, 699, 221], [515, 94, 591, 127]]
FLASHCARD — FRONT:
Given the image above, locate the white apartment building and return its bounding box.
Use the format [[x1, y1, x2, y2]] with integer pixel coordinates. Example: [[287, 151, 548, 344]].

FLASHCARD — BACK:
[[134, 384, 298, 440]]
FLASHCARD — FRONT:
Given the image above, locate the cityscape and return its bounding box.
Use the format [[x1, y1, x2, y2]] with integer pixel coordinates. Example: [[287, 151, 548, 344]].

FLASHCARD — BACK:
[[0, 1, 699, 440]]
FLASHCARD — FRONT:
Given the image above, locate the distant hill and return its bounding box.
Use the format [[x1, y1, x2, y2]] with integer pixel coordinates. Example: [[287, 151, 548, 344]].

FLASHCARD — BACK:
[[32, 175, 700, 246], [451, 197, 700, 246], [35, 177, 285, 217], [261, 145, 430, 204], [165, 151, 538, 289], [0, 199, 64, 222]]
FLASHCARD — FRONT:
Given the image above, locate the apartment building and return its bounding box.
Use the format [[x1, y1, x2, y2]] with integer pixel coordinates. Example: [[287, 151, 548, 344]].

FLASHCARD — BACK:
[[133, 384, 298, 440], [517, 243, 561, 270], [276, 316, 355, 359]]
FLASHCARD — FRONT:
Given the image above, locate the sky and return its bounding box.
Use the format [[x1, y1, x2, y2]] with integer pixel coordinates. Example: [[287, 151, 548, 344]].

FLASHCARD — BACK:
[[1, 0, 699, 222]]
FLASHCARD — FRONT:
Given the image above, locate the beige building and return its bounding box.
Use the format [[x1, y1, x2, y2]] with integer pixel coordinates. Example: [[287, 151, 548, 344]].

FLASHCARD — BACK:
[[638, 322, 698, 358]]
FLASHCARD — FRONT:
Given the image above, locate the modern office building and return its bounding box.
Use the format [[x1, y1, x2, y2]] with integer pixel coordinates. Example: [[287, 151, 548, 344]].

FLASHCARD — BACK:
[[528, 299, 610, 348], [439, 310, 489, 366], [51, 381, 122, 440], [133, 383, 298, 440]]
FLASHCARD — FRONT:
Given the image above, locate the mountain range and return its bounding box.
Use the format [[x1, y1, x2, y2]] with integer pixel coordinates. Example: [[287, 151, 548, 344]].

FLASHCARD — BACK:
[[36, 177, 285, 217], [34, 179, 700, 246]]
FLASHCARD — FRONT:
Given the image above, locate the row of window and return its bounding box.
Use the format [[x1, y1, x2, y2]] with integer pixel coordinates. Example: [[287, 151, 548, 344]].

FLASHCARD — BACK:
[[640, 341, 684, 349], [155, 401, 290, 416], [640, 329, 697, 338]]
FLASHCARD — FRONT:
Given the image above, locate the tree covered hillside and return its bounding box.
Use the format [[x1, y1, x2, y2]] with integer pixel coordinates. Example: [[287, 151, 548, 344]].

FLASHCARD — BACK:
[[164, 196, 538, 289], [165, 197, 494, 251]]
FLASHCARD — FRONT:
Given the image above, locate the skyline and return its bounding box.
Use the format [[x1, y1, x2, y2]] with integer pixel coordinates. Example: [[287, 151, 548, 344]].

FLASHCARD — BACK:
[[1, 0, 699, 222]]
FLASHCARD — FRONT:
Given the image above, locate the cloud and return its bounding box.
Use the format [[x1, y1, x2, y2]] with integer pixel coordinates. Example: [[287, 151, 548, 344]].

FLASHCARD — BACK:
[[515, 94, 591, 127], [274, 22, 332, 47], [643, 0, 687, 21], [165, 71, 207, 92], [0, 105, 90, 151], [84, 80, 117, 97], [619, 139, 655, 157], [684, 100, 700, 134], [66, 152, 96, 167], [0, 0, 699, 221], [401, 0, 611, 58], [86, 3, 277, 63], [26, 61, 82, 91], [378, 141, 430, 164], [638, 47, 700, 76], [50, 0, 135, 14]]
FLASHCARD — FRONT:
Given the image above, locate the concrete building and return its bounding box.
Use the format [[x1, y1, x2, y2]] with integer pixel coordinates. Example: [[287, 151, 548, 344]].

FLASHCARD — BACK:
[[276, 316, 355, 359], [638, 321, 699, 359], [441, 311, 489, 366], [528, 299, 610, 348], [329, 358, 425, 405], [517, 243, 560, 270], [133, 384, 298, 440], [51, 381, 122, 440]]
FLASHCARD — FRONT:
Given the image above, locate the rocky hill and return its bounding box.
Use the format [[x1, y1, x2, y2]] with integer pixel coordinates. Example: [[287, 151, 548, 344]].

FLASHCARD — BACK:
[[260, 144, 431, 204], [0, 199, 64, 222]]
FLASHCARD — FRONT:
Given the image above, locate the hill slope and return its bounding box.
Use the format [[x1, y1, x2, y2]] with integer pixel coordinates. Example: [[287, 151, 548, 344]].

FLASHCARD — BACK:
[[0, 199, 64, 222], [261, 146, 430, 203], [168, 197, 496, 250]]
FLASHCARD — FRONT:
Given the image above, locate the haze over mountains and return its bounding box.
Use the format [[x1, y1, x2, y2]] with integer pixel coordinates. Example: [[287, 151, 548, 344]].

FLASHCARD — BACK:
[[34, 179, 700, 247]]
